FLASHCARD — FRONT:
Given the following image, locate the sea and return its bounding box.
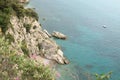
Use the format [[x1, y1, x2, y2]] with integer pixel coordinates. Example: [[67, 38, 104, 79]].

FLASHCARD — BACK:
[[27, 0, 120, 80]]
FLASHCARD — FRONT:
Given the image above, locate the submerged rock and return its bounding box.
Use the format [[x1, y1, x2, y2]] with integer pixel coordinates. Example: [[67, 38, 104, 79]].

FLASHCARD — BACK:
[[52, 31, 67, 40]]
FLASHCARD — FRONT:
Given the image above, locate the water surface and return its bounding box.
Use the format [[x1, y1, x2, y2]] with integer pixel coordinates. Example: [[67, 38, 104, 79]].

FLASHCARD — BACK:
[[27, 0, 120, 80]]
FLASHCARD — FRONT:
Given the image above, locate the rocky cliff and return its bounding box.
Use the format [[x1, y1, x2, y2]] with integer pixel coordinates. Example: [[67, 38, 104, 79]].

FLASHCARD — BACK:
[[5, 16, 69, 66], [0, 0, 69, 80]]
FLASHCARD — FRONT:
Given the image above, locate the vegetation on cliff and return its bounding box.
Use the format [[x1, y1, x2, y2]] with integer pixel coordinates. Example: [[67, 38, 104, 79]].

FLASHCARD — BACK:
[[0, 36, 54, 80], [0, 0, 54, 80], [0, 0, 38, 33]]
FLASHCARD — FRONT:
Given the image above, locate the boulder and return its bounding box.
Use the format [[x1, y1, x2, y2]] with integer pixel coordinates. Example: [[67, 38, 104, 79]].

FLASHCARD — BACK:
[[56, 49, 69, 64], [64, 58, 69, 64], [52, 31, 67, 40], [39, 40, 69, 64]]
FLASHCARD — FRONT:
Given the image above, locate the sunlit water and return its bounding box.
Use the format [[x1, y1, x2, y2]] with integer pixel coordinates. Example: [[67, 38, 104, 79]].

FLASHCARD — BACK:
[[27, 0, 120, 80]]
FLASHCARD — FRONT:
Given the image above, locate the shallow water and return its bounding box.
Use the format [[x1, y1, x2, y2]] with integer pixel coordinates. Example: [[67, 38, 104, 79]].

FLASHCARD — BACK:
[[27, 0, 120, 80]]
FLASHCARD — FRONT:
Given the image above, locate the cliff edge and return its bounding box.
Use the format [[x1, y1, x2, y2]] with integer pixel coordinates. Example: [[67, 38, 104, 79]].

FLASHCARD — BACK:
[[6, 16, 69, 65], [0, 0, 69, 79], [1, 0, 69, 66]]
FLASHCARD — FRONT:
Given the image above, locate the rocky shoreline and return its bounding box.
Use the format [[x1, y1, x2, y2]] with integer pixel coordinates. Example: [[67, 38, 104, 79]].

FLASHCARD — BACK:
[[4, 0, 69, 69], [8, 16, 69, 67], [0, 0, 70, 79]]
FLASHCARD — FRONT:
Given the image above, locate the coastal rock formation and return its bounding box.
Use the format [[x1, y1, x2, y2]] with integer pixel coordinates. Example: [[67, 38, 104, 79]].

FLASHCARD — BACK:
[[6, 16, 69, 65], [43, 29, 52, 38], [52, 31, 67, 40]]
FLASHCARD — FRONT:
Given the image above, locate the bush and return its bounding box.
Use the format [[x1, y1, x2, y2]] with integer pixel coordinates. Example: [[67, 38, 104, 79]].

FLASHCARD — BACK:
[[21, 40, 29, 56], [25, 8, 39, 21], [0, 0, 39, 33], [95, 72, 112, 80], [23, 23, 31, 33], [0, 0, 16, 33], [0, 36, 54, 80], [5, 33, 14, 43], [0, 11, 10, 33], [12, 3, 25, 17]]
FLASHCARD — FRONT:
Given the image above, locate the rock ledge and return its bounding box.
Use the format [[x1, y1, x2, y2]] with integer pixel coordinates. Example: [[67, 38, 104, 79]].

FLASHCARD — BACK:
[[52, 31, 67, 40]]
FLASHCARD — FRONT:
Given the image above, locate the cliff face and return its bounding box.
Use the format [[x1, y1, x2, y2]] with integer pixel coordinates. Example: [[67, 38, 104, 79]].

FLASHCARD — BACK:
[[6, 16, 68, 65]]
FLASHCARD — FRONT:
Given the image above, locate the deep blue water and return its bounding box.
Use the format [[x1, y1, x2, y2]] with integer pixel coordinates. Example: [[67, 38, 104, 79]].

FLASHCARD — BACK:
[[27, 0, 120, 80]]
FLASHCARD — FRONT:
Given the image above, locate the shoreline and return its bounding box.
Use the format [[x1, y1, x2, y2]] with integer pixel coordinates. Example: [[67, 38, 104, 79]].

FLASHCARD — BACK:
[[25, 0, 69, 67]]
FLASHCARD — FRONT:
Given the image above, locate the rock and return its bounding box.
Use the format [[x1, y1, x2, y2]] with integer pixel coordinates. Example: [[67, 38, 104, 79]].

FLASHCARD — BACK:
[[44, 49, 69, 64], [64, 58, 69, 64], [39, 40, 69, 64], [0, 27, 2, 34], [52, 31, 67, 40], [57, 49, 63, 57], [6, 15, 69, 66], [43, 29, 52, 38], [56, 49, 69, 64]]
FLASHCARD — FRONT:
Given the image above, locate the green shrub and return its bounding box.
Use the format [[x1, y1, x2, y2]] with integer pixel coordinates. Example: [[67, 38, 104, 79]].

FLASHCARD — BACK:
[[5, 33, 14, 43], [0, 12, 10, 33], [0, 0, 39, 33], [12, 56, 54, 80], [95, 72, 112, 80], [25, 8, 39, 21], [12, 3, 25, 17], [21, 40, 29, 56], [23, 23, 31, 33], [0, 36, 54, 80], [0, 0, 16, 33]]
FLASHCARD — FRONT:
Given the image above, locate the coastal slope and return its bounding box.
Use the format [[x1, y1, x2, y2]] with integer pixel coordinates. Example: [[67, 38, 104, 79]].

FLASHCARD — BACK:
[[7, 16, 69, 65]]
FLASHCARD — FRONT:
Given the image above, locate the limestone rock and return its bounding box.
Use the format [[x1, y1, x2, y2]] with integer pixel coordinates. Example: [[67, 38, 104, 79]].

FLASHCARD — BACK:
[[43, 29, 52, 38], [52, 31, 67, 40], [6, 16, 69, 65]]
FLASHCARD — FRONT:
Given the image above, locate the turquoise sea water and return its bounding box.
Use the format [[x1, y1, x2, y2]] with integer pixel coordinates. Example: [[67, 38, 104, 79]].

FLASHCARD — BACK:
[[27, 0, 120, 80]]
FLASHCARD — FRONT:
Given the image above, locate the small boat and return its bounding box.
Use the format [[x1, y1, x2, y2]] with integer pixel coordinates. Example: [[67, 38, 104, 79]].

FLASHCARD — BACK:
[[102, 25, 107, 28]]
